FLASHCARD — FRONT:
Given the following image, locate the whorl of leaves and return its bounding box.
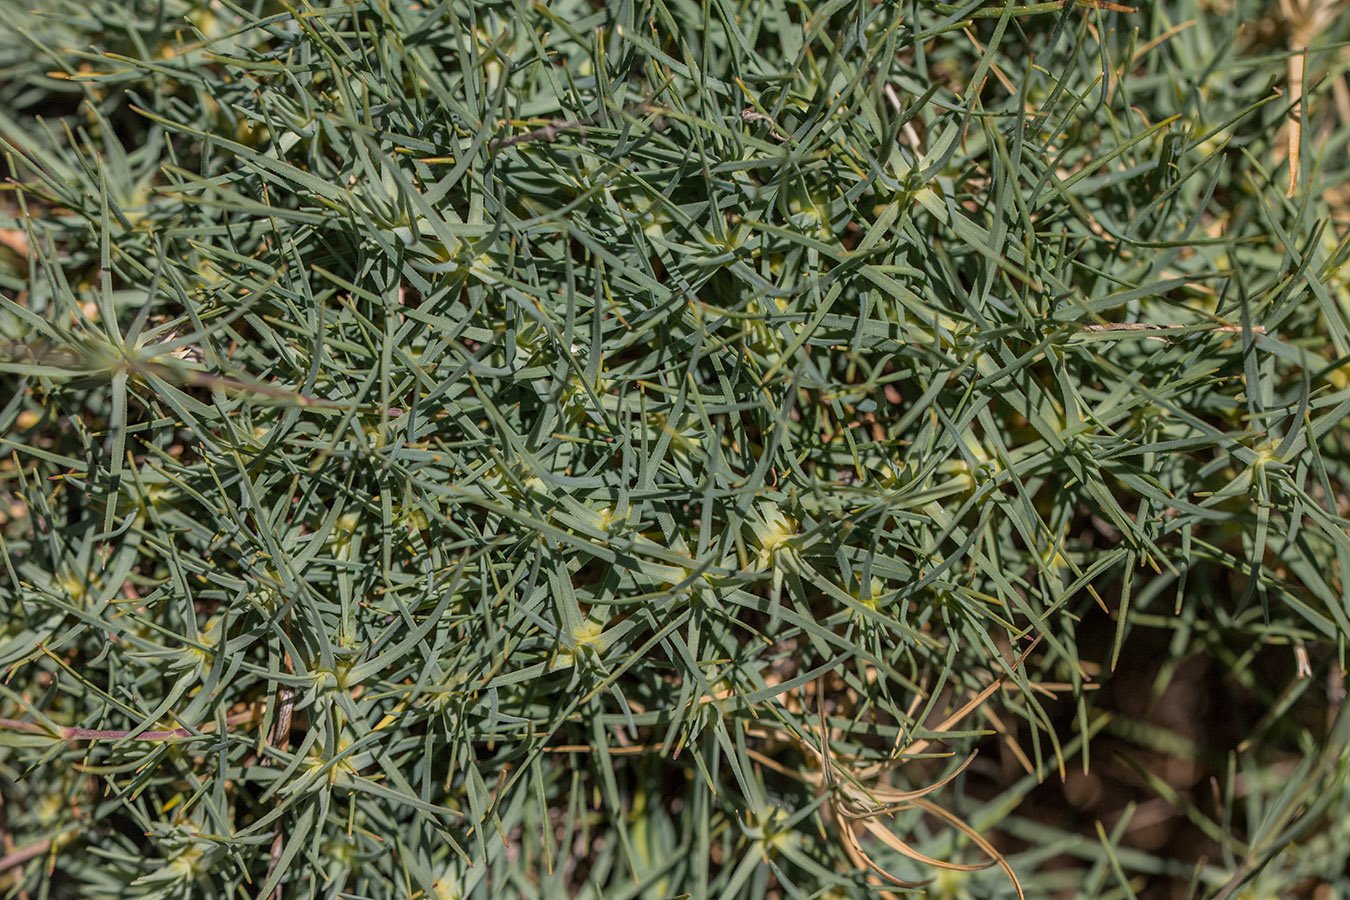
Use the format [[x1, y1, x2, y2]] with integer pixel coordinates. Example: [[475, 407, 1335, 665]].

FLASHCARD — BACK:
[[2, 1, 1350, 898]]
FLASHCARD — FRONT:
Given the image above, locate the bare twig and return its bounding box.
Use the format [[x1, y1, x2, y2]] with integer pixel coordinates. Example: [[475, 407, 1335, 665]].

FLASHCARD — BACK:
[[0, 838, 50, 876], [882, 85, 926, 154], [1277, 0, 1346, 195], [0, 716, 192, 741], [1077, 322, 1267, 343], [265, 615, 296, 900], [489, 102, 662, 150], [739, 108, 789, 142], [1287, 46, 1306, 197], [1080, 322, 1265, 333]]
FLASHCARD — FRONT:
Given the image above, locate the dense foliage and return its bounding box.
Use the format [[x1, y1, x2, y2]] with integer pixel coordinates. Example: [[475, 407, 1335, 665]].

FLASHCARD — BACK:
[[3, 1, 1350, 898]]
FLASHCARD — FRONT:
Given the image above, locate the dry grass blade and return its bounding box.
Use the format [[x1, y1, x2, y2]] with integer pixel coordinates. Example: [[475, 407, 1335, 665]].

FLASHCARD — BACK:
[[834, 815, 933, 890], [809, 641, 1040, 898], [911, 796, 1026, 898], [856, 815, 996, 871], [834, 752, 979, 817]]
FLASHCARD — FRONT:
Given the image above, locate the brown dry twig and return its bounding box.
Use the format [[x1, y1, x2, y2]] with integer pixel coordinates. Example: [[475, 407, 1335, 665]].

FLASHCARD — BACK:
[[1078, 322, 1268, 343], [489, 102, 663, 150], [0, 716, 194, 742], [739, 108, 789, 142], [0, 838, 51, 879], [264, 615, 297, 900], [1277, 0, 1346, 195]]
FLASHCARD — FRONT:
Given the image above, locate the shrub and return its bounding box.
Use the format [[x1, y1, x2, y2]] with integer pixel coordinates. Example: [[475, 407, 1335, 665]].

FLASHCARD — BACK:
[[2, 1, 1349, 898]]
